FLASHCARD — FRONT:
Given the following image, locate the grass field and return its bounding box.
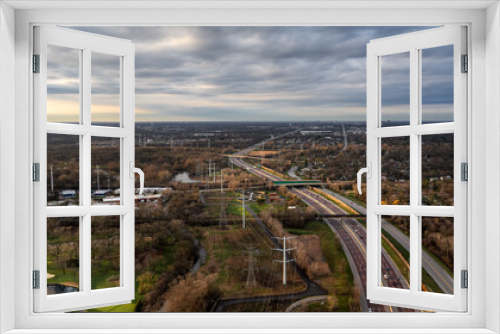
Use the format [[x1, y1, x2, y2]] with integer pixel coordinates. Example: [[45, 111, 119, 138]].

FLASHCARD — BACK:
[[287, 220, 356, 312]]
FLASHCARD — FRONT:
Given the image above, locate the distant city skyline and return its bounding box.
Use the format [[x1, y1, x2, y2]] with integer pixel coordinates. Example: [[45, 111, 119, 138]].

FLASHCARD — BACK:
[[48, 26, 453, 122]]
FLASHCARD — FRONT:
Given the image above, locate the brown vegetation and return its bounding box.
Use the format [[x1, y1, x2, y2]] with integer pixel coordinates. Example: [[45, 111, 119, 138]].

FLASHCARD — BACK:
[[162, 274, 221, 312]]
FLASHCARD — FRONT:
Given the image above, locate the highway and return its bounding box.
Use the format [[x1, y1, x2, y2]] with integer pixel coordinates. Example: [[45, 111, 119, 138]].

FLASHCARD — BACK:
[[229, 152, 414, 312], [320, 188, 454, 294], [341, 123, 348, 151]]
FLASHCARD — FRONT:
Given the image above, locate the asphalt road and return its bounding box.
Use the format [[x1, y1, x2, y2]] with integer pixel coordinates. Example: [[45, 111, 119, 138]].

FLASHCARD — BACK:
[[341, 123, 348, 151]]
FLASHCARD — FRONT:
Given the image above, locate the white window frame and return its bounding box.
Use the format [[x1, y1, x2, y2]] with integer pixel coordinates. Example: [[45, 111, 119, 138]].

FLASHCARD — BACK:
[[33, 25, 136, 312], [366, 26, 467, 312], [0, 1, 499, 333]]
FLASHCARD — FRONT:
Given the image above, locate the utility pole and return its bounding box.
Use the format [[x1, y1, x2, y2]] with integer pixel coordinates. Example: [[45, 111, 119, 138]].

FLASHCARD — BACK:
[[208, 138, 210, 149], [220, 169, 223, 194], [241, 243, 259, 288], [219, 193, 227, 230], [242, 189, 245, 229], [196, 161, 203, 177], [208, 160, 212, 177], [96, 164, 100, 190], [50, 164, 54, 194], [170, 136, 173, 149], [272, 236, 297, 285]]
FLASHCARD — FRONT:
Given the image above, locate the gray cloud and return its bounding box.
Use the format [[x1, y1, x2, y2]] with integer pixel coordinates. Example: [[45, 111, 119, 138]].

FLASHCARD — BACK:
[[48, 26, 452, 121]]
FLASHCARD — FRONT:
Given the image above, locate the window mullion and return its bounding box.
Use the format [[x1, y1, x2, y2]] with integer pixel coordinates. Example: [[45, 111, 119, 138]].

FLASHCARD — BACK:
[[82, 48, 92, 294], [409, 47, 420, 294]]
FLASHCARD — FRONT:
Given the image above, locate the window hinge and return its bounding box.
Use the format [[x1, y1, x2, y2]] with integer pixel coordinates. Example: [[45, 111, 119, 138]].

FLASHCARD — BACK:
[[33, 54, 40, 73], [461, 162, 468, 181], [461, 54, 468, 73], [33, 163, 40, 182], [33, 270, 40, 289], [461, 270, 468, 289]]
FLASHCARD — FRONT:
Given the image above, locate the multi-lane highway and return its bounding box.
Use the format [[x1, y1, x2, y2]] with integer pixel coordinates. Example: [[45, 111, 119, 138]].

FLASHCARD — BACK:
[[230, 152, 414, 312], [320, 188, 454, 295]]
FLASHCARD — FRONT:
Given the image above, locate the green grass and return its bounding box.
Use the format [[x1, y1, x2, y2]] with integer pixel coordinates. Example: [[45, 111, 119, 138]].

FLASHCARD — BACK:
[[248, 202, 270, 214], [343, 192, 367, 208], [46, 260, 79, 285], [226, 201, 252, 217], [286, 228, 316, 235], [307, 301, 330, 312], [311, 189, 358, 215], [299, 220, 354, 312], [91, 260, 120, 290], [89, 302, 137, 313], [88, 281, 142, 312], [424, 246, 454, 279]]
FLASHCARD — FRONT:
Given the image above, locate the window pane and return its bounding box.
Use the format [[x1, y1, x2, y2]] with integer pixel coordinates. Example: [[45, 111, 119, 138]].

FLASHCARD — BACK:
[[47, 45, 80, 124], [421, 134, 454, 206], [421, 45, 454, 124], [47, 134, 80, 206], [421, 217, 454, 294], [91, 216, 121, 290], [91, 52, 121, 126], [91, 137, 121, 205], [381, 52, 410, 127], [381, 216, 410, 290], [381, 137, 410, 205], [47, 217, 80, 295]]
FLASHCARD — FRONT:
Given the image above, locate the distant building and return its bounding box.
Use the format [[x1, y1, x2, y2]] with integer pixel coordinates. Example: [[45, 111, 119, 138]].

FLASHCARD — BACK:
[[269, 193, 279, 202], [300, 131, 331, 135], [92, 189, 113, 198], [61, 190, 77, 198], [101, 194, 163, 207]]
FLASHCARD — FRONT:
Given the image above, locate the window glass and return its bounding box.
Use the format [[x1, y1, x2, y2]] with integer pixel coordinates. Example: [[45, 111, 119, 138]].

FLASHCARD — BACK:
[[47, 217, 80, 294], [91, 216, 121, 290], [381, 216, 410, 290], [381, 52, 410, 127], [92, 52, 121, 126], [47, 45, 80, 123], [421, 45, 454, 124], [47, 134, 80, 206], [381, 137, 410, 205], [91, 137, 121, 205], [422, 134, 454, 206], [421, 217, 454, 294]]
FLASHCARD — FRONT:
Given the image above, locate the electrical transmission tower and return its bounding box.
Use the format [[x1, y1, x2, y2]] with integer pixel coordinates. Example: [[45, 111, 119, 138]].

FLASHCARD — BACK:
[[196, 161, 203, 177], [219, 193, 227, 229], [241, 243, 259, 288], [241, 189, 246, 229], [272, 236, 297, 285]]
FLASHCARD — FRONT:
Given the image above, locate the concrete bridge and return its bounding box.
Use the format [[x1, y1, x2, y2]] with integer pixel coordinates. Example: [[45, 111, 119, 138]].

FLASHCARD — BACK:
[[316, 214, 367, 218], [272, 180, 323, 187]]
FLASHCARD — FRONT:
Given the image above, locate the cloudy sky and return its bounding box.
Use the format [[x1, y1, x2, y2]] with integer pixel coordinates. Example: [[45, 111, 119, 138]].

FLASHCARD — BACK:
[[47, 26, 453, 123]]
